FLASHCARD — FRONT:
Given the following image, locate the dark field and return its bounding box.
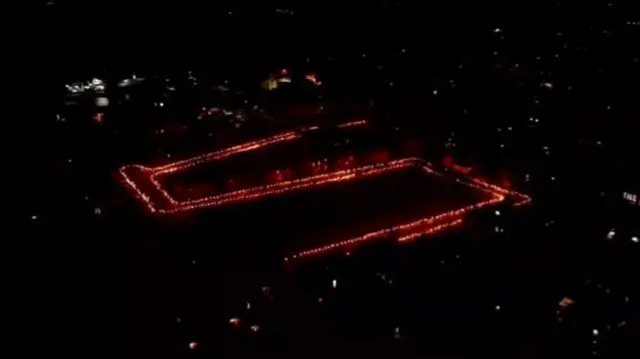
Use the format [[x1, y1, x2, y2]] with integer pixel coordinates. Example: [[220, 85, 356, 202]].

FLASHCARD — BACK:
[[184, 166, 491, 265]]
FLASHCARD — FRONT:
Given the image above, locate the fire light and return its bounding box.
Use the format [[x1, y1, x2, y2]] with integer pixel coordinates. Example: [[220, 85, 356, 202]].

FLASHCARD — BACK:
[[119, 119, 530, 260], [337, 120, 367, 128], [119, 121, 369, 213], [305, 73, 321, 86]]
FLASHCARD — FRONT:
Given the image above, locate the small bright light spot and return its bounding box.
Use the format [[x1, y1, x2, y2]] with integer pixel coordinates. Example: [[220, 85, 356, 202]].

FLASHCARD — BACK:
[[495, 305, 501, 311], [632, 236, 639, 243], [433, 89, 438, 95], [31, 215, 38, 220], [188, 342, 198, 350], [250, 324, 260, 332], [559, 297, 575, 308], [592, 329, 599, 336], [246, 302, 251, 310], [495, 210, 500, 216], [332, 279, 337, 288], [229, 317, 240, 326], [607, 229, 615, 240]]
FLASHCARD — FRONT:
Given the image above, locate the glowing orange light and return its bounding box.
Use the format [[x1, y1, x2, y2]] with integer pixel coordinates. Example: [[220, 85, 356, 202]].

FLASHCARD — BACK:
[[337, 120, 367, 128], [305, 73, 321, 86], [119, 118, 531, 260]]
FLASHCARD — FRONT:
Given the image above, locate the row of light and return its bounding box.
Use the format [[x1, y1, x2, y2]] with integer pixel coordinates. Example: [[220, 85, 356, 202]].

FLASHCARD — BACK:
[[161, 159, 417, 213], [284, 167, 536, 260], [119, 119, 530, 258], [285, 172, 512, 260], [120, 121, 369, 212], [337, 120, 367, 128], [119, 165, 156, 213], [469, 177, 532, 206], [121, 140, 530, 260], [148, 132, 301, 208], [397, 219, 464, 242], [154, 131, 300, 173]]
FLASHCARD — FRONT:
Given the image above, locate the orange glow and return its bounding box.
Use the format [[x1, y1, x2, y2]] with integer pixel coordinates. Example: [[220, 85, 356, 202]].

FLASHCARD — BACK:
[[119, 118, 530, 260], [284, 172, 532, 261], [305, 73, 321, 86], [119, 120, 370, 213], [443, 155, 471, 174]]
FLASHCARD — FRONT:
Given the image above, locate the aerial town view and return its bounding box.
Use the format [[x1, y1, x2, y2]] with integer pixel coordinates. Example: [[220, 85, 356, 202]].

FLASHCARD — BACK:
[[34, 2, 638, 359]]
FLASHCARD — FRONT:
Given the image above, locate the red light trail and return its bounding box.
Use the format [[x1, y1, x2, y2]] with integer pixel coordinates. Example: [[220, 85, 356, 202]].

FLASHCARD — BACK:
[[119, 119, 530, 260]]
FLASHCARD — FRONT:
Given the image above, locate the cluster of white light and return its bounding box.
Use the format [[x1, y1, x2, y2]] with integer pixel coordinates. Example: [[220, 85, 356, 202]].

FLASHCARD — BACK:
[[623, 192, 638, 205], [65, 78, 105, 94], [117, 74, 145, 87]]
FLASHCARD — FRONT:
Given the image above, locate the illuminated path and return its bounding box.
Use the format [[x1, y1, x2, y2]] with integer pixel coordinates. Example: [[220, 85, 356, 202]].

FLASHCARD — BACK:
[[119, 119, 530, 260]]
